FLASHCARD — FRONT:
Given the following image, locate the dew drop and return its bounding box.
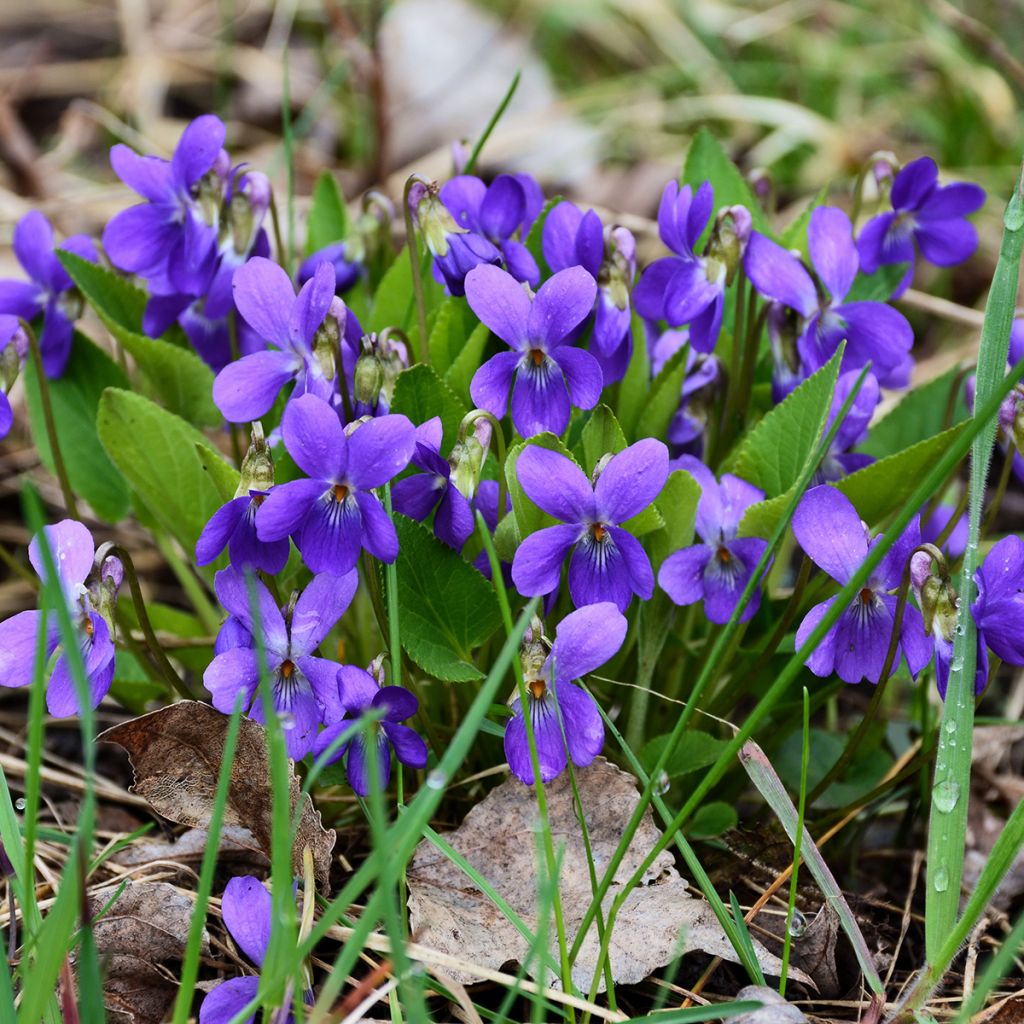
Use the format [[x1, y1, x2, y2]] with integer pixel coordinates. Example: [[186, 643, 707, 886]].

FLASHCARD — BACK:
[[955, 624, 965, 637], [933, 778, 961, 814], [943, 719, 957, 736], [932, 865, 950, 893], [279, 712, 296, 731], [654, 771, 671, 796], [788, 909, 807, 938], [426, 769, 447, 791], [15, 798, 26, 811]]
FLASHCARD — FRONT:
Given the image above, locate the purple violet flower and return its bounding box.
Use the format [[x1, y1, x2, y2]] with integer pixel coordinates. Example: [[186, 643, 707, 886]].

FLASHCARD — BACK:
[[505, 603, 627, 785], [657, 456, 769, 624], [511, 440, 668, 612], [255, 395, 415, 575], [196, 490, 289, 575], [633, 181, 748, 353], [0, 212, 98, 378], [971, 534, 1024, 672], [441, 174, 542, 288], [200, 876, 311, 1024], [298, 241, 363, 293], [816, 370, 880, 483], [0, 316, 29, 441], [542, 201, 637, 383], [213, 257, 358, 423], [313, 662, 428, 795], [466, 264, 601, 438], [391, 417, 475, 550], [103, 115, 227, 296], [857, 157, 985, 295], [204, 567, 358, 759], [649, 328, 720, 452], [0, 520, 119, 716], [791, 486, 932, 684], [744, 207, 914, 388], [920, 502, 969, 560]]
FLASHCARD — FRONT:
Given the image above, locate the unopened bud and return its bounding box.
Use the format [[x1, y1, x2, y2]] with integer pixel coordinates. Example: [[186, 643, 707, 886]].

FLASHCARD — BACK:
[[0, 323, 26, 390], [409, 182, 462, 257], [921, 575, 960, 643], [518, 614, 548, 691], [599, 226, 636, 311], [707, 206, 752, 286], [229, 171, 271, 254], [312, 298, 346, 382], [368, 652, 388, 687], [353, 348, 384, 408], [237, 422, 274, 497], [449, 436, 486, 500]]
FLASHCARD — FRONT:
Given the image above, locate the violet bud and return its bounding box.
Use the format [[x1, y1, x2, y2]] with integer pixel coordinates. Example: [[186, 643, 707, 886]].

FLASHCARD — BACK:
[[353, 346, 384, 408], [311, 297, 347, 383], [409, 182, 462, 257], [236, 421, 274, 498]]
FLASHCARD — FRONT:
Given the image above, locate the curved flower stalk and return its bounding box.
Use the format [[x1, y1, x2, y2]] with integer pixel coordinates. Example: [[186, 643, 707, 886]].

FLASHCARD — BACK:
[[0, 212, 98, 377], [313, 659, 428, 795], [657, 456, 769, 624], [505, 603, 626, 785], [744, 206, 914, 390], [204, 568, 358, 759], [0, 521, 120, 716], [792, 486, 932, 684], [465, 264, 601, 437], [511, 440, 668, 612]]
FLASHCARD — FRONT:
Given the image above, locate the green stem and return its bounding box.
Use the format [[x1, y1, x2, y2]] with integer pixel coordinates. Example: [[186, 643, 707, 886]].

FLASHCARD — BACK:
[[152, 532, 221, 635], [462, 70, 521, 175], [24, 321, 78, 518], [460, 408, 509, 534], [402, 176, 430, 366], [980, 445, 1015, 539]]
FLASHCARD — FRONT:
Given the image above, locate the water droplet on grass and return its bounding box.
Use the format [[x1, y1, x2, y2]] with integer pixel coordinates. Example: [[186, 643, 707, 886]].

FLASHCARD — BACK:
[[944, 719, 957, 736], [788, 909, 807, 938], [932, 865, 950, 892], [933, 778, 960, 813], [15, 798, 26, 811], [654, 771, 670, 796], [426, 769, 447, 790]]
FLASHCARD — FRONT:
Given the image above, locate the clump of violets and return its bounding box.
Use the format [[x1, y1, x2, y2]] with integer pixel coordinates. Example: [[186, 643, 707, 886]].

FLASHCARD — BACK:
[[465, 264, 601, 437], [511, 440, 669, 612], [0, 211, 98, 378], [0, 521, 121, 716], [657, 457, 769, 624], [633, 181, 750, 352], [792, 486, 931, 684], [744, 207, 914, 391], [255, 395, 415, 575], [542, 201, 637, 383], [857, 156, 985, 295], [204, 567, 358, 759], [200, 876, 311, 1024], [313, 656, 428, 795], [505, 604, 626, 785]]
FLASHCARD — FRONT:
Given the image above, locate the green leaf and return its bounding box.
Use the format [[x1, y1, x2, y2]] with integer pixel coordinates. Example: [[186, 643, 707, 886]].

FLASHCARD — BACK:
[[780, 185, 828, 251], [194, 442, 241, 504], [97, 388, 231, 554], [859, 366, 969, 459], [57, 251, 220, 427], [641, 730, 729, 779], [445, 321, 490, 404], [728, 350, 842, 497], [524, 197, 562, 273], [836, 423, 969, 526], [307, 171, 348, 254], [427, 299, 462, 376], [635, 340, 689, 443], [649, 468, 701, 568], [390, 515, 502, 681], [682, 128, 768, 239], [505, 433, 577, 545], [23, 333, 131, 523], [688, 801, 738, 839], [580, 403, 627, 475], [617, 311, 651, 439], [776, 728, 889, 810], [737, 492, 789, 540], [845, 263, 910, 303], [370, 249, 415, 334], [390, 363, 467, 452]]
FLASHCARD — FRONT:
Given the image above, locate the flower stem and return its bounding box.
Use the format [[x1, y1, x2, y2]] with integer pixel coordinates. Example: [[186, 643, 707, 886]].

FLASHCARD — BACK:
[[402, 176, 430, 367], [460, 409, 508, 526], [24, 321, 78, 519]]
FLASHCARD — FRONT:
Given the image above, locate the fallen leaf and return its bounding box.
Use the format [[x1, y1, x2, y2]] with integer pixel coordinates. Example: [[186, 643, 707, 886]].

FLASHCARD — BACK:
[[407, 758, 807, 993], [111, 825, 269, 872], [87, 881, 207, 1024], [100, 701, 335, 888], [733, 986, 808, 1024], [787, 904, 841, 997]]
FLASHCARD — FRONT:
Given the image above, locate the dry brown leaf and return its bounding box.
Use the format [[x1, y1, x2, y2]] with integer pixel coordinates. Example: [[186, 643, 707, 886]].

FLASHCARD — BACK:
[[790, 904, 840, 996], [407, 758, 808, 993], [111, 825, 269, 872], [88, 881, 207, 1024], [734, 986, 808, 1024], [100, 701, 335, 887]]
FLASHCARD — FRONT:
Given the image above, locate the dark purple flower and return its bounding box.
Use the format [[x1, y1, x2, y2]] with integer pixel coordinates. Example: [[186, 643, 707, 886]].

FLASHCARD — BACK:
[[441, 174, 542, 287], [858, 157, 985, 294], [213, 258, 356, 423], [196, 491, 289, 575], [505, 603, 626, 785], [204, 567, 357, 759], [975, 534, 1024, 663], [792, 486, 931, 684], [466, 264, 601, 438], [200, 875, 312, 1024], [312, 663, 427, 795], [633, 181, 748, 353], [649, 327, 720, 452], [744, 207, 914, 388], [0, 520, 117, 716], [472, 479, 514, 582], [103, 115, 227, 295], [966, 320, 1024, 486], [920, 502, 968, 560], [0, 212, 98, 378], [298, 241, 362, 293], [657, 456, 769, 624], [255, 396, 415, 575], [391, 417, 475, 550], [511, 440, 668, 611], [542, 201, 636, 383], [816, 370, 879, 483], [0, 316, 28, 441]]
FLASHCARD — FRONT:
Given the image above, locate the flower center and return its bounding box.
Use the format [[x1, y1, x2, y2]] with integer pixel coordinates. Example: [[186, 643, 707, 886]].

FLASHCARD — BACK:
[[591, 523, 608, 543], [281, 659, 295, 678], [83, 616, 94, 637], [859, 587, 874, 605], [333, 484, 349, 503], [528, 678, 547, 701], [529, 348, 545, 366], [716, 545, 732, 564]]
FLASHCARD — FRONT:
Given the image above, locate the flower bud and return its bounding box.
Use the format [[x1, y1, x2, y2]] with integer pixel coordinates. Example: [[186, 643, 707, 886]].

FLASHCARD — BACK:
[[409, 181, 462, 257], [353, 347, 384, 408], [921, 574, 959, 643], [449, 436, 486, 500], [518, 614, 549, 690], [228, 171, 271, 255], [0, 322, 27, 390], [706, 205, 752, 286], [312, 298, 347, 383], [236, 422, 275, 498], [599, 226, 637, 312]]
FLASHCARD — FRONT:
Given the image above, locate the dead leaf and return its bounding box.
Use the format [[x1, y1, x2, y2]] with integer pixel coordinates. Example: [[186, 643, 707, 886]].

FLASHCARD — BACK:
[[100, 701, 335, 888], [87, 881, 207, 1024], [111, 825, 269, 872], [734, 986, 808, 1024], [789, 904, 841, 996], [407, 758, 808, 993]]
